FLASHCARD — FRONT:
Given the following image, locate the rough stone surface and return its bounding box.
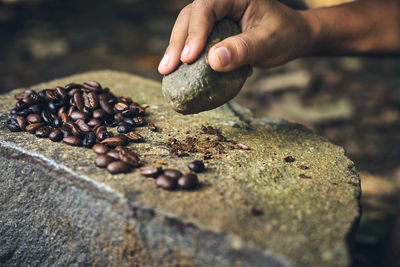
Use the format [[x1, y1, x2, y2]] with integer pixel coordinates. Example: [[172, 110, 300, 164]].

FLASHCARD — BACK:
[[162, 18, 251, 114], [0, 70, 361, 266]]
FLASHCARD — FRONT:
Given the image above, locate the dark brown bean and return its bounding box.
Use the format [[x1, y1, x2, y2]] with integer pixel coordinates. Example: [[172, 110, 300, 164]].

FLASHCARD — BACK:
[[104, 118, 118, 127], [114, 112, 124, 123], [101, 136, 125, 147], [94, 125, 107, 134], [41, 110, 54, 125], [106, 161, 130, 174], [55, 86, 68, 99], [147, 123, 157, 132], [35, 126, 52, 138], [28, 105, 41, 114], [156, 175, 177, 190], [49, 129, 63, 142], [99, 98, 114, 114], [114, 102, 129, 112], [82, 131, 96, 148], [87, 118, 101, 127], [132, 116, 145, 126], [64, 83, 81, 91], [107, 150, 120, 160], [177, 173, 199, 190], [6, 120, 21, 132], [163, 169, 182, 180], [117, 123, 132, 133], [26, 114, 42, 123], [123, 117, 135, 126], [76, 119, 91, 132], [67, 105, 76, 117], [45, 90, 59, 101], [96, 131, 113, 141], [16, 116, 27, 131], [60, 113, 69, 123], [188, 160, 205, 173], [62, 136, 81, 146], [83, 81, 101, 91], [92, 143, 109, 154], [53, 117, 62, 127], [92, 109, 106, 119], [140, 166, 162, 178], [125, 131, 143, 142], [95, 155, 115, 168], [73, 92, 84, 111], [70, 110, 88, 121], [118, 148, 141, 167], [59, 126, 72, 138], [26, 122, 44, 134], [83, 91, 99, 109]]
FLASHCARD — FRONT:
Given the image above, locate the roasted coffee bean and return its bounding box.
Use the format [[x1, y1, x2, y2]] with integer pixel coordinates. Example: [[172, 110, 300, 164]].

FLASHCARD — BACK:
[[38, 90, 47, 99], [118, 97, 132, 104], [48, 101, 58, 112], [10, 108, 17, 115], [53, 117, 62, 128], [178, 173, 199, 190], [59, 126, 72, 138], [35, 126, 52, 138], [87, 118, 101, 127], [45, 90, 59, 101], [163, 169, 182, 180], [114, 102, 129, 112], [16, 116, 27, 131], [65, 121, 83, 137], [16, 108, 31, 116], [26, 122, 44, 134], [104, 118, 118, 127], [21, 96, 33, 105], [28, 105, 41, 114], [123, 117, 135, 126], [92, 109, 106, 120], [121, 109, 136, 117], [83, 91, 98, 109], [101, 136, 125, 147], [67, 106, 76, 117], [60, 113, 69, 123], [73, 92, 84, 111], [82, 132, 96, 148], [140, 166, 162, 178], [99, 98, 114, 114], [117, 123, 132, 133], [83, 81, 101, 91], [132, 116, 145, 126], [96, 130, 113, 141], [108, 97, 117, 105], [62, 136, 81, 146], [6, 120, 21, 132], [125, 131, 143, 142], [27, 114, 43, 124], [68, 88, 80, 98], [114, 134, 129, 143], [118, 148, 141, 167], [41, 109, 54, 125], [114, 112, 124, 123], [92, 143, 109, 154], [15, 90, 32, 100], [107, 150, 120, 160], [147, 123, 157, 132], [95, 155, 115, 168], [55, 86, 68, 99], [49, 129, 63, 142], [156, 175, 177, 190], [70, 110, 88, 121], [57, 106, 66, 117], [16, 100, 29, 110], [188, 160, 205, 173], [94, 125, 107, 134], [64, 83, 81, 91], [76, 119, 91, 132], [107, 161, 130, 174]]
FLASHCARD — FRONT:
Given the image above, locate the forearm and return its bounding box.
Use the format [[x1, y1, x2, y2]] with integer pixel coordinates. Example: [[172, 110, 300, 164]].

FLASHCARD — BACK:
[[303, 0, 400, 56]]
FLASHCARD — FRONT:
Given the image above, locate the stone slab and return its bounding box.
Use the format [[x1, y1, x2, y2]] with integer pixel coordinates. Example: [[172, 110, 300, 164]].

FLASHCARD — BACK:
[[0, 70, 361, 266]]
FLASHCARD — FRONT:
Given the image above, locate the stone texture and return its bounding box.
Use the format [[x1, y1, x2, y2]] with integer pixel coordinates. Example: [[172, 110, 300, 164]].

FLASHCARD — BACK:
[[162, 18, 251, 114], [0, 70, 361, 266]]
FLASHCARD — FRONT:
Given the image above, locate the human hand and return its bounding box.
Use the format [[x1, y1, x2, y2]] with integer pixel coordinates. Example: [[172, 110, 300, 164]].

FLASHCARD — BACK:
[[158, 0, 316, 75]]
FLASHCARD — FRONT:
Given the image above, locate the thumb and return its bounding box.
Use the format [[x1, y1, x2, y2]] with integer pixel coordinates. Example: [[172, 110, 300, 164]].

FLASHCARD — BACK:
[[208, 29, 262, 72]]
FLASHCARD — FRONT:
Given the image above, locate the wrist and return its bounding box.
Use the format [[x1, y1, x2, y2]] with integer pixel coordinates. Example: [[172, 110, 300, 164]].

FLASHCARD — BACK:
[[298, 9, 322, 56]]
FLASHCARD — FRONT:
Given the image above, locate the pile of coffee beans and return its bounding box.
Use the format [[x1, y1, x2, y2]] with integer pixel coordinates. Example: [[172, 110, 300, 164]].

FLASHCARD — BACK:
[[139, 160, 204, 190], [6, 81, 149, 174]]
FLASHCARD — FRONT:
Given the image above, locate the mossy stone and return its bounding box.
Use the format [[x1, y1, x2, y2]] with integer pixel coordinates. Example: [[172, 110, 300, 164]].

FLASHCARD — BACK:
[[162, 18, 250, 114]]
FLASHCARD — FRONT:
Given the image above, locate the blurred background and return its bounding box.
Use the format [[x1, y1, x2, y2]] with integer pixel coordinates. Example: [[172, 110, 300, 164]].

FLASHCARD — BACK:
[[0, 0, 399, 266]]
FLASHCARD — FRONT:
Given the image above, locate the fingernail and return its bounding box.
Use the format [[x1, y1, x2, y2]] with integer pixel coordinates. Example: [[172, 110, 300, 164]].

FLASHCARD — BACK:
[[159, 54, 170, 69], [214, 46, 231, 67], [181, 45, 190, 58]]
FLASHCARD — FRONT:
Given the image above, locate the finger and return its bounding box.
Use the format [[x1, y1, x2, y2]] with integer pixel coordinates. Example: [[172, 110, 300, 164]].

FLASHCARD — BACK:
[[159, 5, 191, 75], [181, 0, 238, 63], [208, 27, 265, 72]]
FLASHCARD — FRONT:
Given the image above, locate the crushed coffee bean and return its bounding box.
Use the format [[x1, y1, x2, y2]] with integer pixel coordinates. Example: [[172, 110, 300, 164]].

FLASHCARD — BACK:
[[299, 174, 312, 179], [298, 165, 309, 170]]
